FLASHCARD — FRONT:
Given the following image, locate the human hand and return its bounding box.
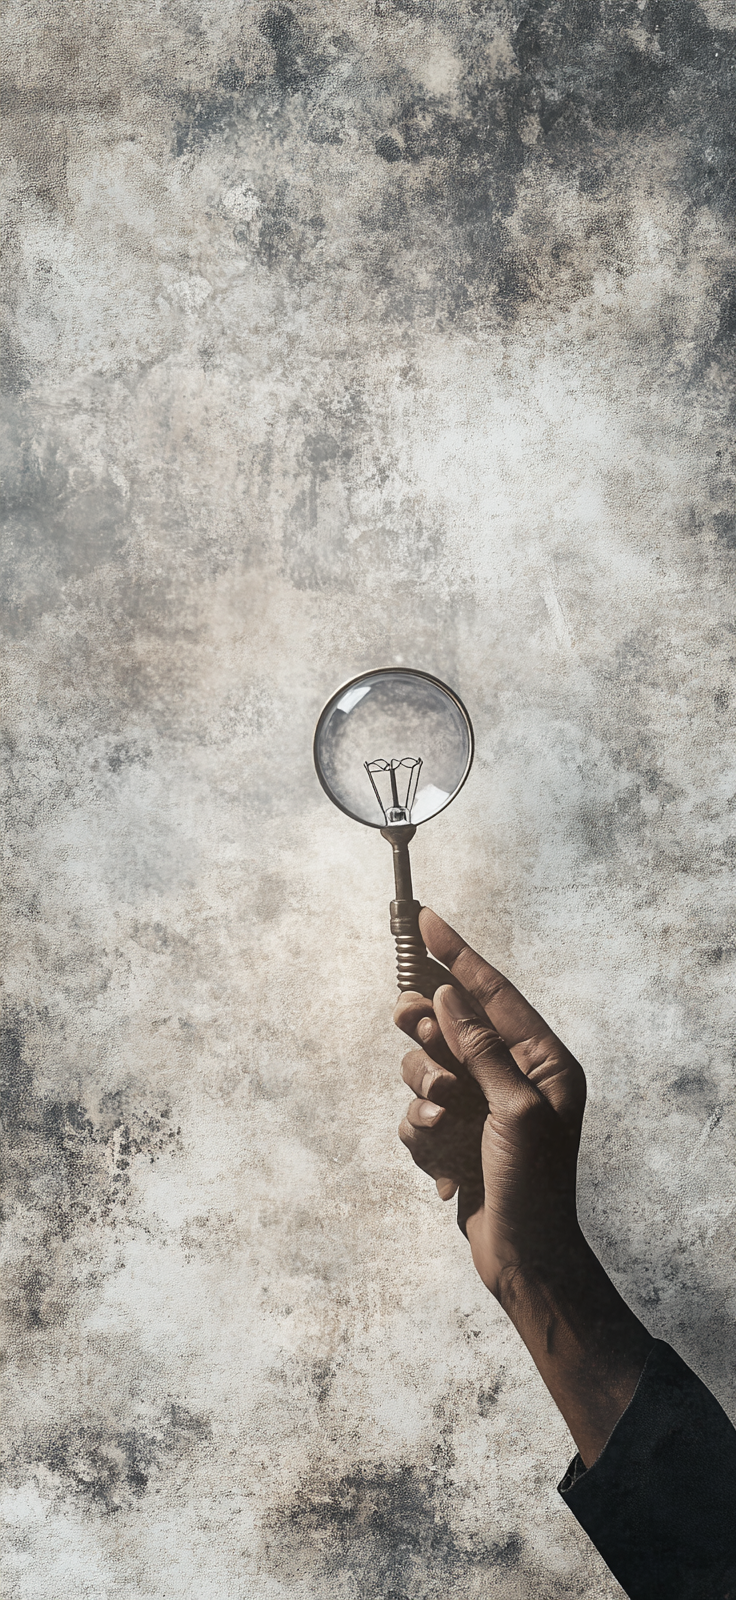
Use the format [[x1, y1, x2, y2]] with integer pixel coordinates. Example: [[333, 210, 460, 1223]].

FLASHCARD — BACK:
[[395, 906, 587, 1302], [395, 907, 652, 1467]]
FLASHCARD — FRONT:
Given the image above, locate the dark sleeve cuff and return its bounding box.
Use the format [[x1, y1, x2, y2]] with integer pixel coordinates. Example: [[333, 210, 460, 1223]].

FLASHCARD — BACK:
[[558, 1340, 736, 1600]]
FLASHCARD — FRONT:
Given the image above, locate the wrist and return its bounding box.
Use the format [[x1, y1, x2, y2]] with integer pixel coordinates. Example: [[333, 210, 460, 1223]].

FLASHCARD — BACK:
[[495, 1223, 592, 1320], [466, 1208, 588, 1311]]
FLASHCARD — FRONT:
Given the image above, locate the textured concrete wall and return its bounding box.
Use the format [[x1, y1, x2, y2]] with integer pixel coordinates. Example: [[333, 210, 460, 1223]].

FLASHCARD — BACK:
[[2, 3, 735, 1596]]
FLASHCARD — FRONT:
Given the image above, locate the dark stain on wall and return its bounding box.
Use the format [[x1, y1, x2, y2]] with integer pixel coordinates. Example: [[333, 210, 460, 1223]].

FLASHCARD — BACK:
[[169, 0, 734, 335], [1, 1013, 182, 1330], [262, 1458, 525, 1594], [15, 1403, 212, 1516]]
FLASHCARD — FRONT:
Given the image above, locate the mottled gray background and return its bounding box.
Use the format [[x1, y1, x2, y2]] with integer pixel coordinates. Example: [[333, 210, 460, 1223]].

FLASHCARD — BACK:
[[2, 2, 735, 1595]]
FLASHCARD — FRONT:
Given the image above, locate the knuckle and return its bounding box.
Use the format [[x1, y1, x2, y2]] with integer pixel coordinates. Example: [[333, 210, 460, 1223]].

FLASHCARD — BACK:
[[453, 1017, 487, 1050], [512, 1086, 549, 1132], [517, 1033, 556, 1070], [558, 1051, 587, 1110], [478, 972, 509, 1007], [456, 1018, 503, 1060]]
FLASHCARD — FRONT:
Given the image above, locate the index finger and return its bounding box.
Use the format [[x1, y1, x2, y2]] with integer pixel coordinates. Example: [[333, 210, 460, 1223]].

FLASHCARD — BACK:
[[418, 906, 554, 1051]]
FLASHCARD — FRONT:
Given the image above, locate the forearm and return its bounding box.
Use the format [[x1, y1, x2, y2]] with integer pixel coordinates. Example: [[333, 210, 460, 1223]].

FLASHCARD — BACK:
[[495, 1226, 654, 1467]]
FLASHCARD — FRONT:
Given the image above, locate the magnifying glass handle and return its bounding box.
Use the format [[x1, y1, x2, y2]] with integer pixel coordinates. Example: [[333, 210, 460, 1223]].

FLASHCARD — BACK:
[[381, 825, 433, 998], [389, 898, 432, 996]]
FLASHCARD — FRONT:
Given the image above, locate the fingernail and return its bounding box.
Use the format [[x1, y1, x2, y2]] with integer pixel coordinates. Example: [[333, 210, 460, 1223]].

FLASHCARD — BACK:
[[417, 1017, 434, 1042], [417, 1101, 443, 1124], [438, 985, 475, 1022]]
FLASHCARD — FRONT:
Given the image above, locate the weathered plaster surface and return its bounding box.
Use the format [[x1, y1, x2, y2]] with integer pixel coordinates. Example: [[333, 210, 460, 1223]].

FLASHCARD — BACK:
[[1, 3, 735, 1596]]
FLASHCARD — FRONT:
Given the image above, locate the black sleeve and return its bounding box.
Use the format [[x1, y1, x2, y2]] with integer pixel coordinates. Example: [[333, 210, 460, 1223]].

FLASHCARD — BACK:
[[558, 1340, 736, 1600]]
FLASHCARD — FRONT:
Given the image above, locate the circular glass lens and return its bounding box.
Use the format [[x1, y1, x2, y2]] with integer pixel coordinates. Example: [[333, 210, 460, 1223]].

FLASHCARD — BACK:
[[314, 669, 473, 828]]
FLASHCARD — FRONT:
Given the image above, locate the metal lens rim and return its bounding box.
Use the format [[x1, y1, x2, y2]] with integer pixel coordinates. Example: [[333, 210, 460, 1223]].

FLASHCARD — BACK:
[[312, 666, 475, 829]]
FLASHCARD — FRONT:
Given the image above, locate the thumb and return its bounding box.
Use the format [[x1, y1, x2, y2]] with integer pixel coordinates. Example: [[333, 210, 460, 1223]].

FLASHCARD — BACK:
[[434, 983, 539, 1115]]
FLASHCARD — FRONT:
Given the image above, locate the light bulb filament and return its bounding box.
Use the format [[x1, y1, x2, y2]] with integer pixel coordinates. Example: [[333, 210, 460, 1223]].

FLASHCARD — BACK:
[[364, 756, 422, 825]]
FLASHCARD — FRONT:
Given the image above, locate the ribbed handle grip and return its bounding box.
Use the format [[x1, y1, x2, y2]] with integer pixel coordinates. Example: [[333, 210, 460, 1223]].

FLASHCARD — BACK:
[[390, 899, 432, 997]]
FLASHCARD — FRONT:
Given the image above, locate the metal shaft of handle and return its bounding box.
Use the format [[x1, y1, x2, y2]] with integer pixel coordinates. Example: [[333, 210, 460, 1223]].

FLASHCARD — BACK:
[[381, 824, 433, 998]]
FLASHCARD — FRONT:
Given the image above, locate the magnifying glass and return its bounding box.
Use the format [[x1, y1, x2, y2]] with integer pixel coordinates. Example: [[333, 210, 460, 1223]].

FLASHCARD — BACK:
[[313, 668, 474, 997]]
